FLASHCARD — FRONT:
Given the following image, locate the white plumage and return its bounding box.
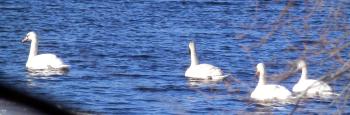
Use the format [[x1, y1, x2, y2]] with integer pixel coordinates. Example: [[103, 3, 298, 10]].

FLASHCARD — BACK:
[[251, 63, 292, 101], [26, 54, 69, 70], [184, 41, 225, 80], [292, 60, 333, 97], [251, 84, 292, 100], [22, 32, 69, 71], [185, 63, 224, 80]]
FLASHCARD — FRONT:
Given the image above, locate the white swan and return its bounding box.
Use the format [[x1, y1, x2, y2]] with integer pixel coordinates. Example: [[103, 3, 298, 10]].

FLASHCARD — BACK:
[[22, 31, 69, 71], [292, 60, 333, 97], [184, 41, 225, 80], [251, 63, 292, 101]]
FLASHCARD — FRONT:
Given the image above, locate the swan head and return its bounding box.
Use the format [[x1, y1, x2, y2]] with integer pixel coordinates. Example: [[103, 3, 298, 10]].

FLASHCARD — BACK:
[[256, 63, 265, 77], [297, 60, 306, 70], [189, 40, 195, 50], [22, 31, 37, 43]]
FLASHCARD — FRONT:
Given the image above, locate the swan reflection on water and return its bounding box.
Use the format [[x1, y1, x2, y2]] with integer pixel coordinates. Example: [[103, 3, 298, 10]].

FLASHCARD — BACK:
[[26, 68, 69, 76], [186, 75, 234, 87], [187, 78, 222, 87]]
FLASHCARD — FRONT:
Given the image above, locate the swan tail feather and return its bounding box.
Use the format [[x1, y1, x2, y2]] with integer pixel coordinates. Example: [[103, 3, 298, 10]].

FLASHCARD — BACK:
[[48, 64, 69, 71], [59, 64, 70, 70]]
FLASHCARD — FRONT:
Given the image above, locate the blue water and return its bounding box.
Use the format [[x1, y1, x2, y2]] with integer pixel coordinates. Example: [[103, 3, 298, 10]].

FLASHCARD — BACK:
[[1, 0, 350, 114]]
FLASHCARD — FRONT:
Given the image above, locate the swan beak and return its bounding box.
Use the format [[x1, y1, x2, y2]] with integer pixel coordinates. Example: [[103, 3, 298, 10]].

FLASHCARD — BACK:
[[21, 37, 29, 43], [255, 71, 260, 78]]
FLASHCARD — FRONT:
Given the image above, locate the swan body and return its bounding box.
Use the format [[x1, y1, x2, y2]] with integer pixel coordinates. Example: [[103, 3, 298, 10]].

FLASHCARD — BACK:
[[184, 41, 225, 80], [292, 60, 332, 97], [251, 63, 292, 101], [26, 54, 69, 70], [251, 84, 292, 100], [185, 63, 224, 80], [22, 32, 69, 71]]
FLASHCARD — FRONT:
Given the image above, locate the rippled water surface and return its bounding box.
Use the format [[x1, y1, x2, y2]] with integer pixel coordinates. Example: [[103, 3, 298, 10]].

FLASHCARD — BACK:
[[1, 0, 350, 114]]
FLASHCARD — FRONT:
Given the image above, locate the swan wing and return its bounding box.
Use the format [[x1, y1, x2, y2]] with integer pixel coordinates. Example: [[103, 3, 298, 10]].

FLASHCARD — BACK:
[[269, 85, 292, 99], [314, 80, 332, 92], [27, 54, 69, 69], [251, 85, 291, 100], [185, 64, 224, 80], [293, 79, 333, 98]]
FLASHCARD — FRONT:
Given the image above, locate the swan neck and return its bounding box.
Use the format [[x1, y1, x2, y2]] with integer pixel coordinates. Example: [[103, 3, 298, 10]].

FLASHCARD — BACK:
[[300, 66, 308, 81], [258, 71, 266, 85], [28, 39, 38, 60], [190, 46, 199, 66]]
